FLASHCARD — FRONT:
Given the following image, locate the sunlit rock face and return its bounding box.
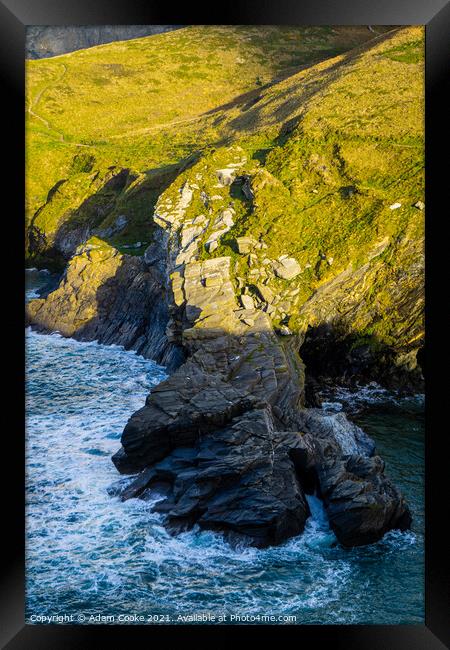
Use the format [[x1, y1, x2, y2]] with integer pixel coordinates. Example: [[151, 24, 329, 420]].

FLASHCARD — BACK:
[[25, 238, 183, 371]]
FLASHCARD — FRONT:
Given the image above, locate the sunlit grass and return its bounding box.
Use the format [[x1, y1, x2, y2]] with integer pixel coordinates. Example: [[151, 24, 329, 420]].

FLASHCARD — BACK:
[[25, 25, 385, 222]]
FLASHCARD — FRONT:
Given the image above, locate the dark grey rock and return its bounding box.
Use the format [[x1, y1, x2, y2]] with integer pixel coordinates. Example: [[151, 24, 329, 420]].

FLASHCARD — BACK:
[[316, 455, 412, 547], [117, 408, 310, 548]]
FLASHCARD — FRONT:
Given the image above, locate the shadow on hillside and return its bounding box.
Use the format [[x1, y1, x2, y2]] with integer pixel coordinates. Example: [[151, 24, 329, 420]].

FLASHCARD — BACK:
[[28, 242, 424, 398], [225, 28, 398, 136], [27, 162, 183, 271]]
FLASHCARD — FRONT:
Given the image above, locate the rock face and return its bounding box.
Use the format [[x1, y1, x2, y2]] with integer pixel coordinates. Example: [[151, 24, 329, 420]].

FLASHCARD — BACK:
[[26, 161, 182, 271], [317, 454, 412, 547], [297, 239, 425, 391], [292, 409, 411, 546], [26, 238, 182, 370], [110, 153, 411, 548], [273, 257, 302, 280], [111, 250, 311, 547], [26, 26, 183, 59]]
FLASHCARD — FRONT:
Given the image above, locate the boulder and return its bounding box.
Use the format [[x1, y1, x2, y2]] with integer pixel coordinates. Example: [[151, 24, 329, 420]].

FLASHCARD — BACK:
[[273, 257, 301, 280], [204, 208, 235, 249], [216, 168, 236, 187], [234, 237, 258, 255], [255, 284, 274, 304], [115, 214, 128, 230], [240, 294, 255, 310], [144, 240, 165, 267], [205, 240, 218, 253], [317, 455, 412, 547]]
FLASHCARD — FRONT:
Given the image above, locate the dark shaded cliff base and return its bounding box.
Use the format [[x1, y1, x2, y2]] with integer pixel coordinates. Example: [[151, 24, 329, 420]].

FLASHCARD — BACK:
[[301, 324, 424, 398]]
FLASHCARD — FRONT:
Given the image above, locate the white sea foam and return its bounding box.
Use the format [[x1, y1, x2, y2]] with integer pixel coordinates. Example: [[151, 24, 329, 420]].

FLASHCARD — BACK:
[[321, 382, 424, 413]]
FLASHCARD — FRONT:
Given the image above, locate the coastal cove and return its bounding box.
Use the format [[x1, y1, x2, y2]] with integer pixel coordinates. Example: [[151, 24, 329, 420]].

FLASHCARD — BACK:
[[26, 270, 424, 625]]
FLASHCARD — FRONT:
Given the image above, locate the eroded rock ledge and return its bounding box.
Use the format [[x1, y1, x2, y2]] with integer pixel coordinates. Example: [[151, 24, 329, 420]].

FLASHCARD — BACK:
[[112, 254, 410, 547]]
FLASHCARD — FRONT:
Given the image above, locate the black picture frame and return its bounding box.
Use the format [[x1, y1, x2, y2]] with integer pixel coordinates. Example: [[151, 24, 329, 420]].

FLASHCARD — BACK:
[[2, 0, 448, 646]]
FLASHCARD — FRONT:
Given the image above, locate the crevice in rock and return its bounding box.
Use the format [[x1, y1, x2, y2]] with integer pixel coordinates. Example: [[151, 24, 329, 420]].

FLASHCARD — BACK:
[[288, 446, 320, 496]]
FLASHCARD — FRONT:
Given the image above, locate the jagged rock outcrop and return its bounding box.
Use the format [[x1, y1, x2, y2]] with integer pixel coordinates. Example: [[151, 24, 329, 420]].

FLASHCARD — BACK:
[[291, 409, 411, 546], [110, 250, 312, 547], [26, 26, 183, 59], [26, 237, 182, 370], [27, 144, 414, 547], [110, 156, 411, 548], [26, 161, 183, 271], [317, 455, 412, 546]]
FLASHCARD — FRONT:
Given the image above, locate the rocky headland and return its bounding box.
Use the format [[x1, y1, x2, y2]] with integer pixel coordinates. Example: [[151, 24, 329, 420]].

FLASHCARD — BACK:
[[27, 146, 415, 548], [26, 236, 183, 371], [26, 26, 424, 549]]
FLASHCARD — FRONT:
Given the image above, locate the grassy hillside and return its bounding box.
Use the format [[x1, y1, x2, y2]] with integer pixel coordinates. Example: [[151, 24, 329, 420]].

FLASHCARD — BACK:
[[26, 25, 390, 264], [155, 27, 423, 272], [137, 25, 424, 372], [26, 24, 424, 383], [216, 27, 425, 269]]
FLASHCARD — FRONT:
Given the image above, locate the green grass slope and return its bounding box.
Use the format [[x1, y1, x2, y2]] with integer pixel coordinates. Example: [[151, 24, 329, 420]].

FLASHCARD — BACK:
[[26, 25, 389, 264], [141, 26, 424, 380]]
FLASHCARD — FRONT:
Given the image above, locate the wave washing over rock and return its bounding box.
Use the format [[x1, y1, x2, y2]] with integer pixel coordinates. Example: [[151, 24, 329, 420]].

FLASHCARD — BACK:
[[25, 272, 424, 623]]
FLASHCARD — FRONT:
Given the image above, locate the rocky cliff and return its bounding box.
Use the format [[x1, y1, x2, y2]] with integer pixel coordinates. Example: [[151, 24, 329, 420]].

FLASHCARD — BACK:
[[109, 152, 411, 547], [26, 26, 182, 59], [26, 143, 413, 547], [26, 237, 183, 370]]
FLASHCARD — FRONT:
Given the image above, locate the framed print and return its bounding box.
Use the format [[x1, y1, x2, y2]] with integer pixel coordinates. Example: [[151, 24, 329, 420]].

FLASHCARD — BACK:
[[1, 0, 449, 646]]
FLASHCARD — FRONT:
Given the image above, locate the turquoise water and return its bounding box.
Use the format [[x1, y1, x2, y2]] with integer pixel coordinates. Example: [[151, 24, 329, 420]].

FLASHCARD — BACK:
[[25, 270, 424, 625]]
